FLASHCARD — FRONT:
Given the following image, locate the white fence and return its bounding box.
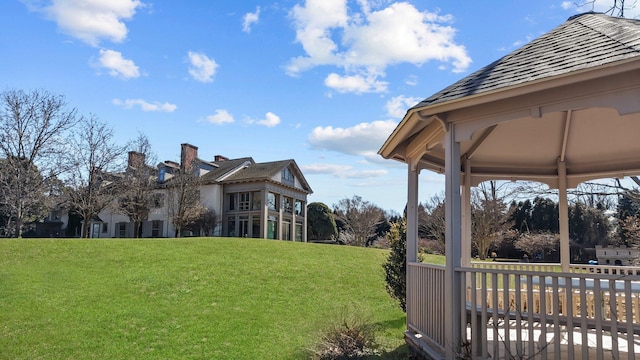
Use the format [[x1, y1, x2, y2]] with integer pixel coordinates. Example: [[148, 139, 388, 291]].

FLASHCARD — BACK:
[[407, 262, 640, 359]]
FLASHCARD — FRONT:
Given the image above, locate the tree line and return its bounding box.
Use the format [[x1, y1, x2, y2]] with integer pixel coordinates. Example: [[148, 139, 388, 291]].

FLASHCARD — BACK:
[[308, 182, 640, 264], [0, 89, 215, 238]]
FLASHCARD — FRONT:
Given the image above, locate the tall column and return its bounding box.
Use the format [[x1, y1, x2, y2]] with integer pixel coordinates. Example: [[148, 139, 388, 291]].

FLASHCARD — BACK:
[[461, 156, 472, 269], [407, 164, 420, 263], [444, 123, 463, 358], [303, 202, 308, 242], [262, 191, 268, 239], [558, 160, 570, 272]]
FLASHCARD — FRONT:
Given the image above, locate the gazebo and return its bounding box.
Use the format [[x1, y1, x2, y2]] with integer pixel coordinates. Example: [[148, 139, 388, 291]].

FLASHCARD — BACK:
[[379, 13, 640, 359]]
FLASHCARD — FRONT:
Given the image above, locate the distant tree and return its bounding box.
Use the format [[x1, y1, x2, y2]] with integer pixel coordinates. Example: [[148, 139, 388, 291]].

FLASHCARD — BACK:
[[472, 181, 511, 260], [616, 190, 640, 245], [373, 215, 392, 245], [0, 89, 78, 237], [418, 194, 446, 245], [529, 197, 560, 233], [117, 133, 158, 238], [166, 165, 205, 237], [382, 220, 407, 312], [514, 232, 559, 261], [307, 202, 338, 241], [569, 202, 611, 248], [189, 208, 221, 236], [0, 158, 49, 237], [65, 115, 126, 238], [333, 195, 385, 247]]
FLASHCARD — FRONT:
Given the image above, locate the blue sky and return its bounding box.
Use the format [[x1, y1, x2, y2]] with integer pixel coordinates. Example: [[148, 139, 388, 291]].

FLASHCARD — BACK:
[[2, 0, 635, 213]]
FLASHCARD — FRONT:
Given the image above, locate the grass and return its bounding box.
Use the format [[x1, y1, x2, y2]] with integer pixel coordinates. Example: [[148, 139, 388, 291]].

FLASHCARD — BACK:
[[0, 238, 408, 360]]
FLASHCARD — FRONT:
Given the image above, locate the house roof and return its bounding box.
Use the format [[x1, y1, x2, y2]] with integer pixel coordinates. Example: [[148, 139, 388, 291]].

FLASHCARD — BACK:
[[198, 157, 313, 194], [411, 13, 640, 110], [221, 159, 313, 194], [199, 157, 254, 182]]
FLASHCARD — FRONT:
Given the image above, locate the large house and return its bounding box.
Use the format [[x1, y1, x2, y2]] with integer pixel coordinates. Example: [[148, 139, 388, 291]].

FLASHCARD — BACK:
[[87, 143, 312, 241]]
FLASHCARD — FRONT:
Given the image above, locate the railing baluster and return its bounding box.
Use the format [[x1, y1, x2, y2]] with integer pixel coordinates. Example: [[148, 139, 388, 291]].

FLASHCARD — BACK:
[[470, 269, 479, 358], [565, 275, 574, 359], [481, 271, 488, 358], [503, 272, 511, 357], [552, 276, 561, 359], [594, 278, 603, 360], [491, 272, 499, 358], [625, 280, 634, 360], [527, 275, 535, 357], [539, 275, 547, 360], [609, 278, 619, 360], [580, 277, 589, 360], [515, 273, 523, 358]]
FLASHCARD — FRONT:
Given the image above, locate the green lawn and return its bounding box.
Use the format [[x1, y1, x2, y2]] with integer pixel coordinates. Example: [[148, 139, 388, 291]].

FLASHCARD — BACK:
[[0, 238, 408, 359]]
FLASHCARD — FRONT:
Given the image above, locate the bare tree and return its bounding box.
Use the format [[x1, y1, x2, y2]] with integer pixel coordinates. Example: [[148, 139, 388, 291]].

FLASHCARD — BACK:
[[579, 0, 637, 17], [334, 195, 385, 246], [472, 181, 512, 260], [418, 193, 446, 245], [117, 133, 158, 238], [65, 115, 126, 238], [166, 166, 205, 237], [189, 208, 221, 236], [0, 89, 78, 237]]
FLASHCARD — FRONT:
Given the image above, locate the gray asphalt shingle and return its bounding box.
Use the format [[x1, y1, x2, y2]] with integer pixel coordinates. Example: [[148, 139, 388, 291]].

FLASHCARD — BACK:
[[412, 13, 640, 110]]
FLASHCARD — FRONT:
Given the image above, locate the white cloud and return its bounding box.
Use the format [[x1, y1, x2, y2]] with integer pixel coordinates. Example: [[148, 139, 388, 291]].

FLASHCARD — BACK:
[[405, 75, 418, 86], [385, 95, 421, 118], [301, 163, 352, 174], [243, 6, 260, 33], [113, 98, 176, 112], [246, 112, 281, 127], [324, 72, 388, 93], [97, 49, 140, 79], [31, 0, 144, 46], [187, 51, 218, 83], [301, 163, 387, 179], [287, 0, 471, 93], [206, 109, 234, 125], [308, 120, 398, 159]]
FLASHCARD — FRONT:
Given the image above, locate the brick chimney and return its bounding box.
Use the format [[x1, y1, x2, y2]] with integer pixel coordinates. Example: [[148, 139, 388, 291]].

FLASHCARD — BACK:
[[214, 155, 229, 162], [180, 143, 198, 172], [128, 151, 146, 169]]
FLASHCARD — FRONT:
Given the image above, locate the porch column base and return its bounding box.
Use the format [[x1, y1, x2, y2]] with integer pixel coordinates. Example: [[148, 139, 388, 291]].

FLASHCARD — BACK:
[[404, 330, 445, 360]]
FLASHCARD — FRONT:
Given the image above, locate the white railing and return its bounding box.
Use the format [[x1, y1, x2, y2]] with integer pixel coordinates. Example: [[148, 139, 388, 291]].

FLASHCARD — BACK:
[[464, 267, 640, 359], [406, 262, 446, 357], [472, 261, 559, 273], [472, 261, 640, 275], [409, 262, 640, 359]]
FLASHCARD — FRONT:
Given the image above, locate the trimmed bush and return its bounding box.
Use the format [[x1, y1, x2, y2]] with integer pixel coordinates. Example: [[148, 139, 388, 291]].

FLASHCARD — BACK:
[[383, 221, 407, 312]]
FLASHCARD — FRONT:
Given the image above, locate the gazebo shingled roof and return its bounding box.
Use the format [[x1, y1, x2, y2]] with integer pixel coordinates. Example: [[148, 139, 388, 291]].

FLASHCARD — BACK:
[[413, 12, 640, 109], [380, 12, 640, 189]]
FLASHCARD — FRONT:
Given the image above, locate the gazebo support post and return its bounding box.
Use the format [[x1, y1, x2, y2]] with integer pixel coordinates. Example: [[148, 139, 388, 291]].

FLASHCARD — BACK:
[[407, 164, 420, 263], [462, 156, 472, 269], [558, 159, 570, 272], [444, 124, 463, 358]]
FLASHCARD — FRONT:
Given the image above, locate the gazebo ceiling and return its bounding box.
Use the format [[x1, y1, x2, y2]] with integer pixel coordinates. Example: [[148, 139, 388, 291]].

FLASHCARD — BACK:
[[379, 13, 640, 189]]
